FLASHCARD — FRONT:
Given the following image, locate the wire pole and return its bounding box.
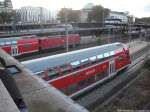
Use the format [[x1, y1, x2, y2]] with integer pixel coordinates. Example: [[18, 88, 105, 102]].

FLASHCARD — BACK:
[[40, 7, 43, 32], [140, 25, 142, 41], [107, 28, 110, 44], [65, 8, 69, 52], [102, 9, 105, 27], [129, 23, 132, 44]]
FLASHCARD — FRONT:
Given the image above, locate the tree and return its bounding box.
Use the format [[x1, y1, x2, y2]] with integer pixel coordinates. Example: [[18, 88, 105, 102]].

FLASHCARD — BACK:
[[0, 11, 15, 24], [88, 5, 110, 22], [135, 17, 150, 24], [58, 8, 80, 23]]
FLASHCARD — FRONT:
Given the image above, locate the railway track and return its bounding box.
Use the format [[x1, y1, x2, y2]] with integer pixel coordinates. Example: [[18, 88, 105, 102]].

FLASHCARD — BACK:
[[71, 45, 149, 110], [18, 38, 139, 61], [18, 42, 97, 61]]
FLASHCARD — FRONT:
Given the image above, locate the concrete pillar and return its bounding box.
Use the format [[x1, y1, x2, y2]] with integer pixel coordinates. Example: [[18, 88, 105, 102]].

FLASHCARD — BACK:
[[0, 79, 20, 112]]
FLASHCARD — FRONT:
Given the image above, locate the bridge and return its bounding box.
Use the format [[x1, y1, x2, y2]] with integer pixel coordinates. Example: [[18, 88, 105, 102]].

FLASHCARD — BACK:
[[0, 49, 89, 112]]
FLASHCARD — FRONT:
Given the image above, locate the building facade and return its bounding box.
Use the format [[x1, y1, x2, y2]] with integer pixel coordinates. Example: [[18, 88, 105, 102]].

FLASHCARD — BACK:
[[0, 0, 13, 12], [107, 11, 128, 23], [16, 6, 58, 24], [79, 3, 94, 23]]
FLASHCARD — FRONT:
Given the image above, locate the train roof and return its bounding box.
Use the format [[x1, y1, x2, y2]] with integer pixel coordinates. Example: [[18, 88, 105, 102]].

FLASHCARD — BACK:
[[0, 35, 37, 42], [22, 42, 127, 73]]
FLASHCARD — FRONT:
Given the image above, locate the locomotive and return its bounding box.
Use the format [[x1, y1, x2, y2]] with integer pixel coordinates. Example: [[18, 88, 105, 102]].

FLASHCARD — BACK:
[[0, 34, 80, 56]]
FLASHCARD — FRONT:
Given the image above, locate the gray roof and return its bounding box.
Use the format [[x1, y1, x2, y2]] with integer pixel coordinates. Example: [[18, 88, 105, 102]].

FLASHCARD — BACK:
[[22, 42, 126, 73]]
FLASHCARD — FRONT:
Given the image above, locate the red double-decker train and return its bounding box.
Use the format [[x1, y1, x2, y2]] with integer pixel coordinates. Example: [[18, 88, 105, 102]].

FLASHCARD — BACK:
[[22, 42, 131, 96], [0, 34, 80, 56]]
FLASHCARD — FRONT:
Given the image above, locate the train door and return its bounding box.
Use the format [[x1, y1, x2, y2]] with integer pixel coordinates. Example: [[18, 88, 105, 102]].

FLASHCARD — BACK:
[[11, 46, 18, 56], [109, 59, 115, 76]]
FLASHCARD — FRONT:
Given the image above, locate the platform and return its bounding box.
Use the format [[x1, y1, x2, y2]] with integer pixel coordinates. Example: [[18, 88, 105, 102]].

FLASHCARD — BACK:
[[128, 41, 148, 54]]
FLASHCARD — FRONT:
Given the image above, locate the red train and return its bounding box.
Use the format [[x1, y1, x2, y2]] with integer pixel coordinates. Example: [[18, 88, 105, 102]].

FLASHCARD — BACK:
[[22, 43, 131, 96], [0, 34, 80, 56]]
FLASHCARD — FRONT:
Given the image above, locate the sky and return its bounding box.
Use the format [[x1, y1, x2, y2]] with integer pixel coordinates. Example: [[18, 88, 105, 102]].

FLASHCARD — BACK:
[[7, 0, 150, 18]]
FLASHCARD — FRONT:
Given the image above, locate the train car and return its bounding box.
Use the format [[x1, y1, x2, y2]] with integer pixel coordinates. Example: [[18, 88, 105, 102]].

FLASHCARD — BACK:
[[0, 37, 39, 56], [1, 34, 80, 56], [62, 34, 80, 47], [39, 36, 65, 50], [22, 42, 131, 96], [39, 34, 80, 50]]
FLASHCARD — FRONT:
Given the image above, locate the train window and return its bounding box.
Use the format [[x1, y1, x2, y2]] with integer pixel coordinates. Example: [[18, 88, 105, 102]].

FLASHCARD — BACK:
[[12, 41, 17, 45], [87, 76, 95, 84], [71, 61, 80, 69], [6, 65, 21, 75], [95, 71, 108, 81], [60, 64, 71, 74], [89, 56, 97, 62], [0, 42, 4, 46], [47, 68, 59, 79], [126, 51, 129, 57], [78, 80, 87, 90], [69, 31, 74, 34], [109, 51, 115, 56], [97, 54, 103, 59], [81, 58, 89, 66], [5, 41, 11, 45], [81, 58, 88, 63], [24, 44, 31, 48], [36, 72, 43, 77], [118, 56, 123, 61], [104, 53, 109, 58], [68, 83, 77, 95]]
